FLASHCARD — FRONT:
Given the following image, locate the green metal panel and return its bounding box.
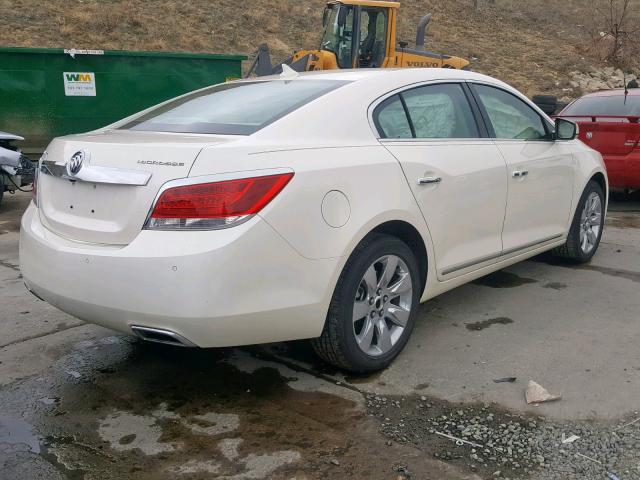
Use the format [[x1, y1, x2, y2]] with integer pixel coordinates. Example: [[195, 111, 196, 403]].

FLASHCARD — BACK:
[[0, 47, 246, 151]]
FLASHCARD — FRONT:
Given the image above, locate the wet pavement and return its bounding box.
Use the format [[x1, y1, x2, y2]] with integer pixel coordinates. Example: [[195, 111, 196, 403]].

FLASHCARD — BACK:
[[1, 190, 640, 479], [0, 335, 474, 480]]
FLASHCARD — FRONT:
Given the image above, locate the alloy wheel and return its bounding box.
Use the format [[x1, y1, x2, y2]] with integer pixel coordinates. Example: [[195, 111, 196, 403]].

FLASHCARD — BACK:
[[579, 191, 602, 255], [352, 255, 413, 357]]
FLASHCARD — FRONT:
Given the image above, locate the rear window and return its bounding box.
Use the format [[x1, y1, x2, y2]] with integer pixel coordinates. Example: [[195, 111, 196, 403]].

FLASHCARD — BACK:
[[562, 95, 640, 117], [121, 80, 349, 135]]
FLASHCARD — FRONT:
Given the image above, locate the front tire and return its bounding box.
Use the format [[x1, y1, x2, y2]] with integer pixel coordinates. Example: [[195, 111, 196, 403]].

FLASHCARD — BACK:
[[551, 180, 605, 263], [312, 233, 421, 373]]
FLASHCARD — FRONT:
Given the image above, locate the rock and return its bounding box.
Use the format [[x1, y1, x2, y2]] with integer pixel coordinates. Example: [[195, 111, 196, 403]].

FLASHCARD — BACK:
[[525, 381, 561, 404]]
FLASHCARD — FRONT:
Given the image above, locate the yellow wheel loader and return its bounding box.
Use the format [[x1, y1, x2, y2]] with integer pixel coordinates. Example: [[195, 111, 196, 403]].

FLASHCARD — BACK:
[[247, 0, 470, 77]]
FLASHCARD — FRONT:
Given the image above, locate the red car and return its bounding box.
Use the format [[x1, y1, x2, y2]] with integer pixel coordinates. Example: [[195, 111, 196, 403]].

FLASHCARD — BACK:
[[558, 88, 640, 190]]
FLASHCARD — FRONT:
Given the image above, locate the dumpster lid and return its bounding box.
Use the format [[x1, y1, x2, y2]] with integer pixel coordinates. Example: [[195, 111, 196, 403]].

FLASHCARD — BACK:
[[0, 46, 247, 61]]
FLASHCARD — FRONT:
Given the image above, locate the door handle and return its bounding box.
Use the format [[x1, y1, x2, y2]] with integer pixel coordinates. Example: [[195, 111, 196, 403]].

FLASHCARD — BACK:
[[418, 176, 442, 185], [512, 170, 529, 178]]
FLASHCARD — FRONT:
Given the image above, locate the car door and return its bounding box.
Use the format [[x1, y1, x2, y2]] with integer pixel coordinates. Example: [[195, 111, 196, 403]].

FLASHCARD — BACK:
[[470, 83, 575, 253], [374, 82, 508, 279]]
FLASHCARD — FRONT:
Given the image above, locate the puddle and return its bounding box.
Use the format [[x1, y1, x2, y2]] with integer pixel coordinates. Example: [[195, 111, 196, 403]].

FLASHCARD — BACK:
[[465, 317, 514, 331], [0, 337, 465, 479], [534, 255, 640, 284], [542, 282, 567, 290], [473, 271, 537, 288]]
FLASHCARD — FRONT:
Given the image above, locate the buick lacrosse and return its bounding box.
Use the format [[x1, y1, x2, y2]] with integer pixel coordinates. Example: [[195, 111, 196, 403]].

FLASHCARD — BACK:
[[20, 69, 607, 372]]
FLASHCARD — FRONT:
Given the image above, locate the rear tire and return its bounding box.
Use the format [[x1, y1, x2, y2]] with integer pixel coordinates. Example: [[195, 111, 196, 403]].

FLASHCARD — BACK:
[[551, 180, 605, 263], [312, 233, 421, 373]]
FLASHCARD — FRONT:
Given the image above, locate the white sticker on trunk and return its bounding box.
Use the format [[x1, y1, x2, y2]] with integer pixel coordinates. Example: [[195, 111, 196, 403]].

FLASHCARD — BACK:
[[63, 72, 96, 96]]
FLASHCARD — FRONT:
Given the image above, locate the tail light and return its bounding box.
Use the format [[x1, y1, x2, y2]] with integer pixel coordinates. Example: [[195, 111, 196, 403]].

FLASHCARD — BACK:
[[145, 172, 294, 231]]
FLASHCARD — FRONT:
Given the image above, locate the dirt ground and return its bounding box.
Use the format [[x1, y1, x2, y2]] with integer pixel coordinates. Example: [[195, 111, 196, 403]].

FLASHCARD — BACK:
[[1, 190, 640, 479]]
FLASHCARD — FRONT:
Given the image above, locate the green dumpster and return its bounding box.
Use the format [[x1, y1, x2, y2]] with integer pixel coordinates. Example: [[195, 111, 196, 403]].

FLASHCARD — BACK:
[[0, 47, 246, 152]]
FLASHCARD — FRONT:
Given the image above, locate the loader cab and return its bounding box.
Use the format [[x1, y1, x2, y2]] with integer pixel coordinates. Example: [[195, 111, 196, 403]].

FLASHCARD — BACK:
[[320, 1, 395, 69]]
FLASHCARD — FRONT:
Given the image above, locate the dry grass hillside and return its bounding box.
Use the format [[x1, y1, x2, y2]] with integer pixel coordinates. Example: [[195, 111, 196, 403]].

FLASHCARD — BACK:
[[2, 0, 639, 99]]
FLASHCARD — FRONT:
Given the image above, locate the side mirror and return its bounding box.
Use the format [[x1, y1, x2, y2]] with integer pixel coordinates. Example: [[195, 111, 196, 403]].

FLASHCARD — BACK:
[[322, 7, 330, 28], [555, 118, 578, 141]]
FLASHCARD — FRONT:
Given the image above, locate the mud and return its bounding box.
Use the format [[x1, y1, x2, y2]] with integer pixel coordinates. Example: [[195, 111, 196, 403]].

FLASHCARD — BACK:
[[0, 337, 472, 480], [465, 317, 514, 331]]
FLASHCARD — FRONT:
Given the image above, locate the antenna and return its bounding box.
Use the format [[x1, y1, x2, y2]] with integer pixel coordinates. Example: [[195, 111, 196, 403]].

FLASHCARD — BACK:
[[280, 64, 299, 79]]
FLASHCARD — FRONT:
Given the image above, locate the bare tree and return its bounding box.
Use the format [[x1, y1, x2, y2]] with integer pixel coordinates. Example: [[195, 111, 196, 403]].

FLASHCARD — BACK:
[[582, 0, 639, 66]]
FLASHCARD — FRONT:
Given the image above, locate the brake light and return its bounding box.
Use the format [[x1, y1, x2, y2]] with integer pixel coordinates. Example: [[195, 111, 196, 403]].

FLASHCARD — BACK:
[[145, 172, 294, 230]]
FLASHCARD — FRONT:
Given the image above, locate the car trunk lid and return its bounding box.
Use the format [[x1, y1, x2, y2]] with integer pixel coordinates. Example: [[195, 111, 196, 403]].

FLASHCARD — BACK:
[[565, 116, 640, 155], [37, 130, 233, 245]]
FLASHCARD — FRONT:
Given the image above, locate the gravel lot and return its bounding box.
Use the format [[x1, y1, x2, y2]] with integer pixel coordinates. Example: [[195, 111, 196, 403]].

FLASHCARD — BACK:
[[1, 190, 639, 479], [366, 393, 640, 480]]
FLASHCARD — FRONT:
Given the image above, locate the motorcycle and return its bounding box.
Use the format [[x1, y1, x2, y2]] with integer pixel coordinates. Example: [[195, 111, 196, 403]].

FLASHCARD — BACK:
[[0, 131, 35, 206]]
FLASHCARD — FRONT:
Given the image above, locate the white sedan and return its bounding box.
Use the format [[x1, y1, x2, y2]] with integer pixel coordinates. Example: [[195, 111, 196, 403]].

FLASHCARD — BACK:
[[20, 68, 607, 372]]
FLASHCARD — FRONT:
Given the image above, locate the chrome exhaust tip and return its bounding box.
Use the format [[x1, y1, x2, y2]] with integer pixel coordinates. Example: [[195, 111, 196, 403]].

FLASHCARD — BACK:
[[24, 282, 44, 301], [130, 325, 197, 348]]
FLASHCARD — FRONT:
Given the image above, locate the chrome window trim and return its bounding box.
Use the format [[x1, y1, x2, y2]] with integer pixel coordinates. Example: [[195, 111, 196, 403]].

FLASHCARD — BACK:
[[40, 159, 152, 186], [142, 167, 294, 231], [379, 137, 495, 144]]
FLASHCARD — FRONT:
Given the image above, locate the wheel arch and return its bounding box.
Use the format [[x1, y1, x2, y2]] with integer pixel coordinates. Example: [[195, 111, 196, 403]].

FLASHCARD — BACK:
[[365, 220, 429, 294], [590, 171, 608, 204]]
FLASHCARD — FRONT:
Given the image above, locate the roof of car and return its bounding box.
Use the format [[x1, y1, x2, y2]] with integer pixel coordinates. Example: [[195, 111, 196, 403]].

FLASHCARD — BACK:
[[580, 88, 640, 98], [241, 67, 500, 85]]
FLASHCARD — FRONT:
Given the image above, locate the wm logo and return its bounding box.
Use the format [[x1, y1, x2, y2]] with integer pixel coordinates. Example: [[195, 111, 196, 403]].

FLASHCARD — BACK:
[[65, 73, 92, 82]]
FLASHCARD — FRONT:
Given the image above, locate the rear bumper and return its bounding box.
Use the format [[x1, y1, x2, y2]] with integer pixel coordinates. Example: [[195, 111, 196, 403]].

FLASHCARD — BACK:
[[19, 204, 338, 347], [603, 152, 640, 189]]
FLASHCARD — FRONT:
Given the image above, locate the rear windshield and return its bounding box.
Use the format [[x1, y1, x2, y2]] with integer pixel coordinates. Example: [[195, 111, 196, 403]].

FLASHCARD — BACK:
[[121, 80, 349, 135], [562, 95, 640, 117]]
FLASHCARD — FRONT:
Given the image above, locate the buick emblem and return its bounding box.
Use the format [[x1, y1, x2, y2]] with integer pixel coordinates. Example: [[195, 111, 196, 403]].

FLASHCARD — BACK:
[[586, 132, 593, 140], [66, 150, 88, 176]]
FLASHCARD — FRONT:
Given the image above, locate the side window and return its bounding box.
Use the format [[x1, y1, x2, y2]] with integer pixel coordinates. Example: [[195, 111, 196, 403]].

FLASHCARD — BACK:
[[402, 84, 480, 139], [373, 95, 412, 139], [474, 85, 548, 140], [359, 8, 388, 67]]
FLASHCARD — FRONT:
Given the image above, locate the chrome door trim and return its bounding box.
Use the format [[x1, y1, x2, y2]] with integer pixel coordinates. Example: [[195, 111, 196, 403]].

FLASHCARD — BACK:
[[441, 251, 503, 277], [40, 160, 152, 186], [440, 233, 563, 276], [501, 233, 563, 257]]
